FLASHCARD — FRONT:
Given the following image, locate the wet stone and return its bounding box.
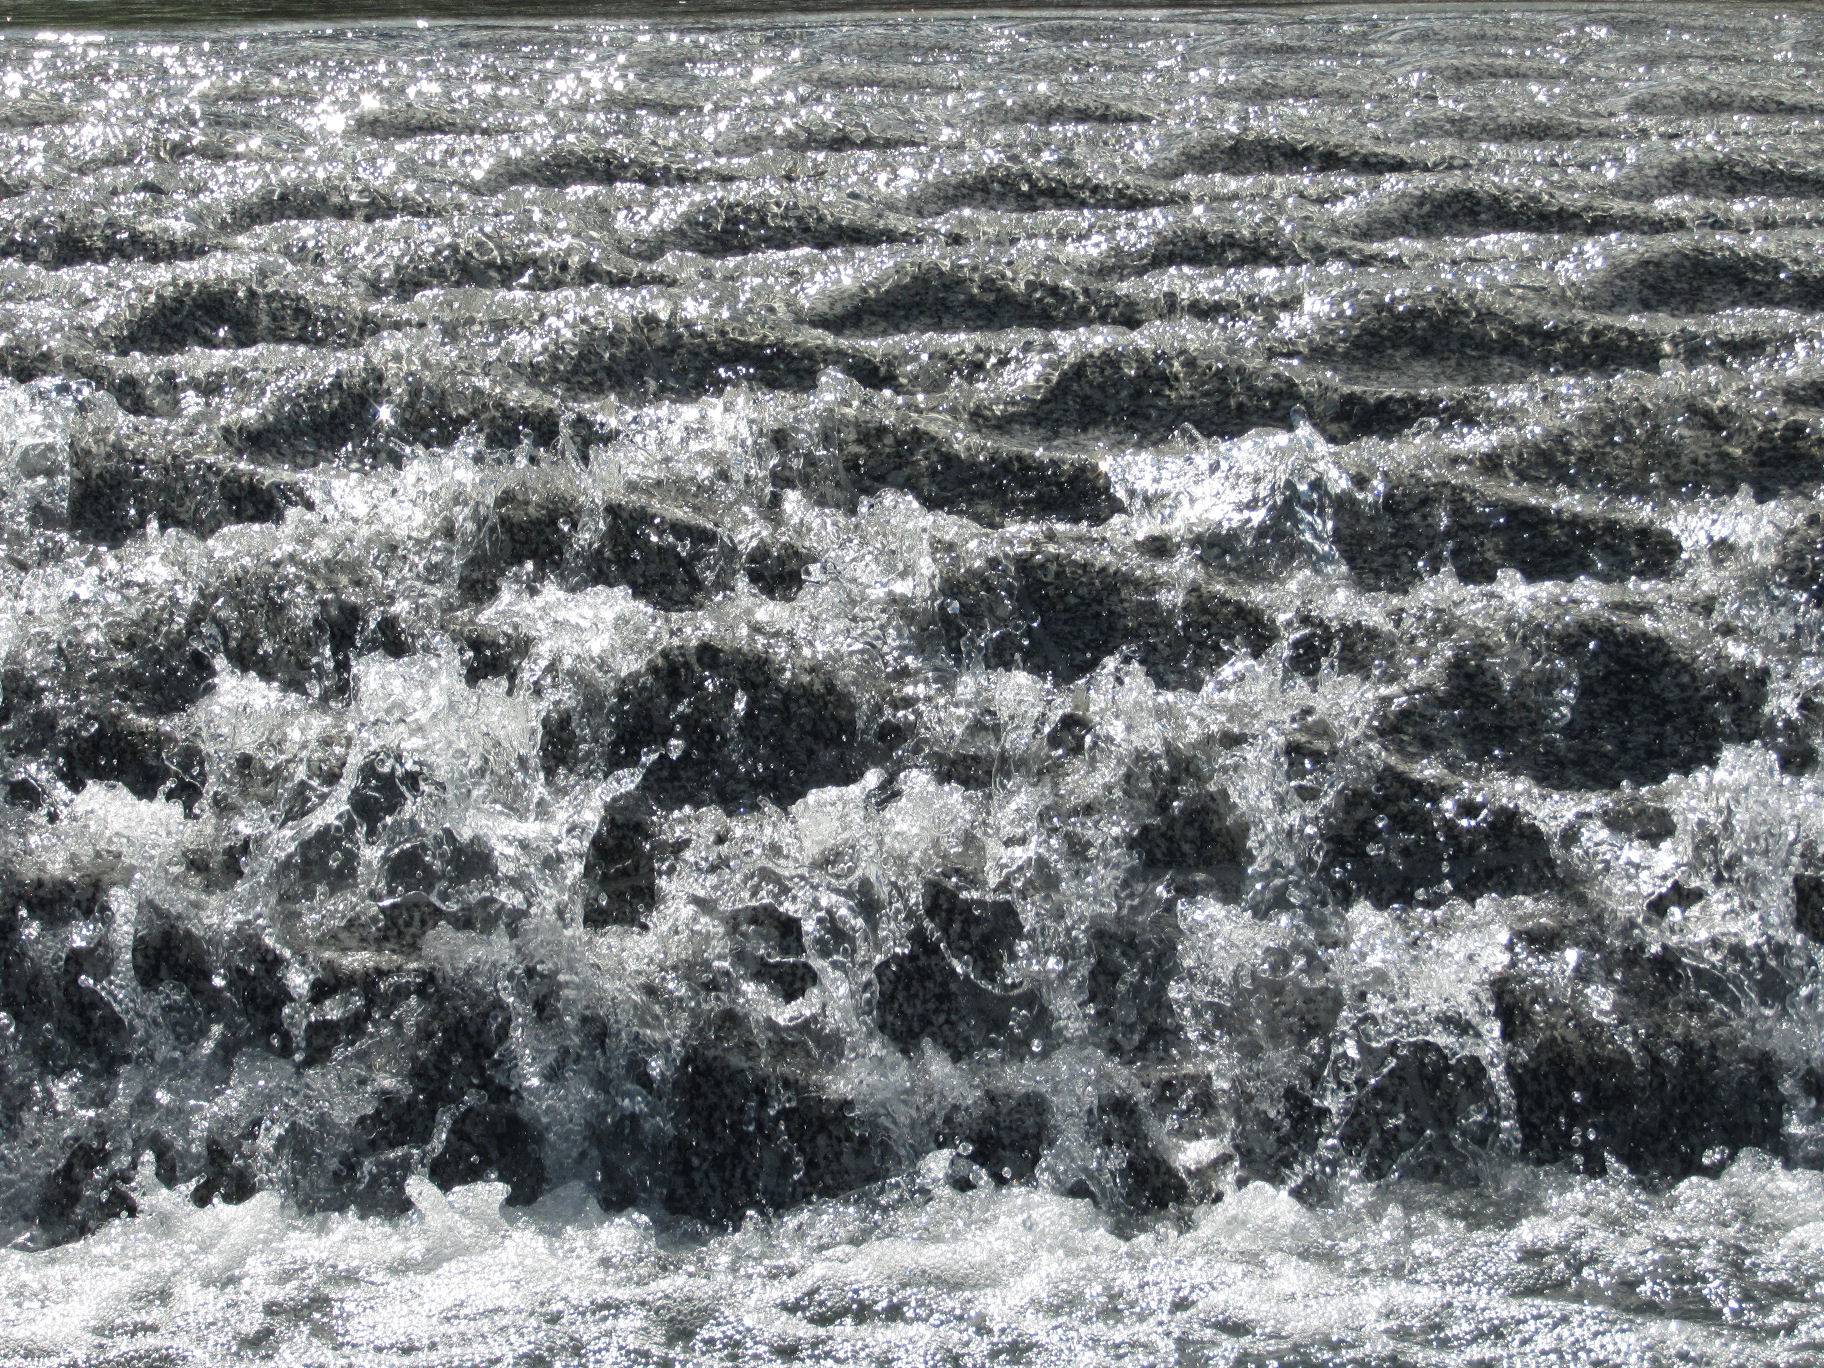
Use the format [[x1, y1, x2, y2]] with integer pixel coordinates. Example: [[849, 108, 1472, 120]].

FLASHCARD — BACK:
[[104, 280, 372, 356], [728, 902, 815, 1002], [427, 1104, 547, 1207], [1331, 480, 1683, 592], [348, 749, 429, 837], [1130, 758, 1252, 900], [1078, 1093, 1190, 1217], [1319, 765, 1556, 908], [1332, 1038, 1498, 1185], [458, 622, 533, 688], [68, 437, 307, 546], [28, 1136, 139, 1248], [543, 642, 866, 813], [811, 412, 1125, 527], [459, 479, 585, 601], [1599, 798, 1679, 846], [5, 10, 1824, 1327], [875, 876, 1048, 1061], [130, 908, 292, 1052], [2, 902, 131, 1074], [658, 1038, 896, 1226], [938, 1090, 1053, 1187], [1391, 614, 1767, 791], [1795, 870, 1824, 943], [1494, 936, 1786, 1180], [1085, 916, 1181, 1061], [581, 795, 661, 930], [742, 539, 813, 601], [940, 547, 1275, 689], [583, 501, 735, 612], [189, 1128, 260, 1209]]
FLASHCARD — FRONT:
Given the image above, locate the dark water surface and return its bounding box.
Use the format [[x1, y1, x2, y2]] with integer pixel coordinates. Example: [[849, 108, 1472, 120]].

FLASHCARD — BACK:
[[2, 4, 1824, 1364]]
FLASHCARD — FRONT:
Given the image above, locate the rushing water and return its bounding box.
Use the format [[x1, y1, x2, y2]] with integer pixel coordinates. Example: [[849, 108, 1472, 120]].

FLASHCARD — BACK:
[[2, 4, 1824, 1364]]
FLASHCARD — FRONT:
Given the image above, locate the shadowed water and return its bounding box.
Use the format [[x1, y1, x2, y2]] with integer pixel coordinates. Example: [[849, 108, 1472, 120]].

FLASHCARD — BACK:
[[1, 5, 1823, 1364]]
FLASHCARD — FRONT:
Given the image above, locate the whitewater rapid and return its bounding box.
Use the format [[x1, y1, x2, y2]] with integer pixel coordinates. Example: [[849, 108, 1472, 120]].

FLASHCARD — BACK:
[[2, 5, 1824, 1363]]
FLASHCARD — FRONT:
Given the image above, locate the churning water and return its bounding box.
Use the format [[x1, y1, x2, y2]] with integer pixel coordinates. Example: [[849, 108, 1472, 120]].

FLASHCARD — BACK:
[[2, 4, 1824, 1363]]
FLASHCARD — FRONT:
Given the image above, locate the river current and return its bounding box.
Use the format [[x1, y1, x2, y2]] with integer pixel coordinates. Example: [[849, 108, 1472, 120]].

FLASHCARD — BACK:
[[2, 5, 1823, 1364]]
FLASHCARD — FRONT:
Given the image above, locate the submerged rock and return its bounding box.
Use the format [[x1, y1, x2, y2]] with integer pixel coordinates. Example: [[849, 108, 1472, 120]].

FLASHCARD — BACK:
[[1494, 929, 1785, 1180], [541, 641, 868, 812]]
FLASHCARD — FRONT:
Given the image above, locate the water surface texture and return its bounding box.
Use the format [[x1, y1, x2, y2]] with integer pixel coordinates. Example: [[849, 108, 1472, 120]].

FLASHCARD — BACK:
[[3, 6, 1824, 1364]]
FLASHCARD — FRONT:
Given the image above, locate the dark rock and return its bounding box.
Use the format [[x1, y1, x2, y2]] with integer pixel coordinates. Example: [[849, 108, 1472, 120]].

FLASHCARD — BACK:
[[1494, 937, 1786, 1179], [1795, 871, 1824, 943], [1280, 616, 1395, 680], [875, 876, 1048, 1061], [2, 899, 131, 1072], [1079, 1093, 1189, 1215], [1586, 241, 1824, 315], [206, 570, 367, 701], [459, 479, 585, 601], [916, 161, 1172, 215], [190, 1128, 260, 1208], [1044, 711, 1094, 759], [288, 986, 371, 1065], [1320, 764, 1556, 907], [105, 279, 371, 356], [381, 827, 497, 900], [743, 540, 813, 601], [1763, 698, 1820, 775], [543, 641, 865, 813], [5, 774, 47, 811], [226, 362, 564, 463], [401, 974, 515, 1109], [222, 363, 391, 464], [1234, 1082, 1332, 1191], [30, 1136, 138, 1247], [428, 1103, 547, 1205], [1775, 512, 1824, 605], [459, 622, 532, 688], [583, 501, 735, 611], [41, 708, 205, 807], [1283, 715, 1340, 802], [581, 795, 660, 929], [808, 410, 1124, 527], [1332, 479, 1681, 592], [69, 436, 307, 546], [277, 811, 362, 900], [1392, 614, 1765, 790], [273, 1110, 416, 1218], [7, 588, 216, 722], [660, 1041, 895, 1225], [1085, 917, 1181, 1060], [1646, 879, 1706, 919], [1333, 1038, 1498, 1184], [482, 136, 691, 192], [1599, 798, 1678, 845], [640, 189, 913, 258], [0, 208, 203, 268], [1131, 762, 1251, 900], [348, 748, 428, 837], [938, 1090, 1053, 1186], [528, 312, 870, 401], [728, 902, 815, 1001], [1004, 343, 1302, 443], [131, 906, 293, 1051], [809, 259, 1140, 337], [940, 547, 1275, 689]]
